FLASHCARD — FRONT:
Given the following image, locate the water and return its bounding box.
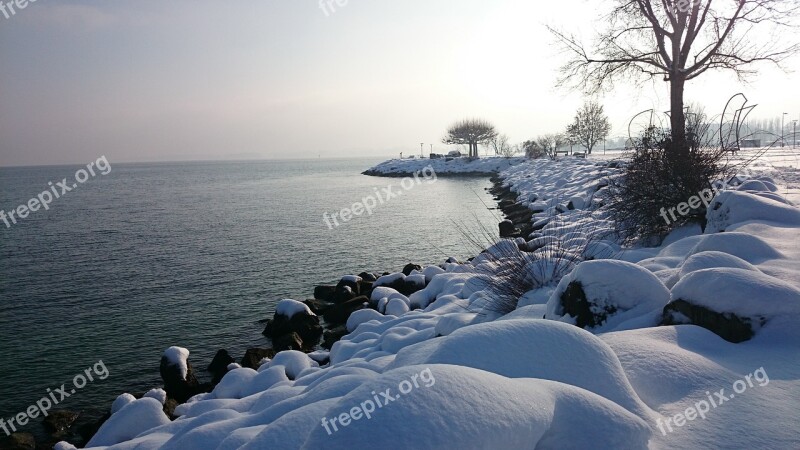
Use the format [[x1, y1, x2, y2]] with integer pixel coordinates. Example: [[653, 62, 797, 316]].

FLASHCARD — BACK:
[[0, 158, 498, 437]]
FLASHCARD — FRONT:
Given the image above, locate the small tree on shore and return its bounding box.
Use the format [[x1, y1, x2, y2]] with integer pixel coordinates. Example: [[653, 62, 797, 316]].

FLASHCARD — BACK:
[[490, 134, 518, 157], [443, 119, 498, 158], [567, 101, 611, 154]]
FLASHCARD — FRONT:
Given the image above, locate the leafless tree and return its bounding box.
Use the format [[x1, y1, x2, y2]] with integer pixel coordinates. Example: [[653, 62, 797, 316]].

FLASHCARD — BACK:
[[550, 0, 799, 151], [526, 134, 567, 159], [490, 134, 518, 157], [443, 119, 498, 158], [566, 101, 612, 154]]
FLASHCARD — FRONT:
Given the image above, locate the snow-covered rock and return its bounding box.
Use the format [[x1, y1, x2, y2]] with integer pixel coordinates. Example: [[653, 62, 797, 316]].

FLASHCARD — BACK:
[[546, 260, 670, 332], [276, 299, 315, 318]]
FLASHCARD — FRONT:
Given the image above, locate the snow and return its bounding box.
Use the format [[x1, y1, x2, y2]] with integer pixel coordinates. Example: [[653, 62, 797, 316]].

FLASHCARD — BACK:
[[275, 299, 315, 318], [86, 398, 171, 447], [143, 388, 167, 405], [163, 346, 190, 380], [346, 308, 386, 332], [671, 268, 800, 320], [546, 259, 671, 332], [80, 157, 800, 450], [110, 393, 136, 415], [373, 272, 405, 287], [340, 275, 362, 283]]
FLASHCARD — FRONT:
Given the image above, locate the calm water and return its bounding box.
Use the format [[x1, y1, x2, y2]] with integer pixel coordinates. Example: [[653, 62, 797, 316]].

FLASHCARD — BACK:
[[0, 158, 497, 433]]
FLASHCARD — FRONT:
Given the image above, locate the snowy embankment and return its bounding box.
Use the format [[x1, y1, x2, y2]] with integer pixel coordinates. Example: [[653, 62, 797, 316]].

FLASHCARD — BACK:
[[363, 156, 526, 177], [66, 158, 800, 450]]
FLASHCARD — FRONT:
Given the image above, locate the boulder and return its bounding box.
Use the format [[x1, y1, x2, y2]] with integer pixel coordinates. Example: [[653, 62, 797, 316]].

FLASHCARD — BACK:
[[159, 351, 200, 403], [662, 300, 759, 343], [207, 349, 235, 384], [402, 264, 422, 276], [303, 298, 334, 315], [335, 275, 362, 295], [241, 348, 276, 369], [273, 332, 304, 352], [322, 325, 349, 350], [77, 412, 111, 444], [358, 272, 379, 282], [313, 285, 336, 301], [43, 410, 80, 433], [499, 220, 516, 238], [323, 295, 369, 325], [262, 309, 323, 346]]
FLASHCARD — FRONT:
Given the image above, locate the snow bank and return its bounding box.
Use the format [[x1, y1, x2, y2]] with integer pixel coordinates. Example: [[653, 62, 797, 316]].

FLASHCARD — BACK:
[[706, 190, 800, 233], [365, 156, 526, 176], [303, 364, 651, 449], [86, 398, 171, 447], [671, 268, 800, 320]]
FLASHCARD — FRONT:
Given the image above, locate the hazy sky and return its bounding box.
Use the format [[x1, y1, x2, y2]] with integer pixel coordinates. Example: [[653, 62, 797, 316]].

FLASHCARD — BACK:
[[1, 0, 798, 166]]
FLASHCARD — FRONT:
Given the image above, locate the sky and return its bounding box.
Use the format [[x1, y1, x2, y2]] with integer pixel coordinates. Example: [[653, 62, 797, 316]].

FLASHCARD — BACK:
[[0, 0, 798, 166]]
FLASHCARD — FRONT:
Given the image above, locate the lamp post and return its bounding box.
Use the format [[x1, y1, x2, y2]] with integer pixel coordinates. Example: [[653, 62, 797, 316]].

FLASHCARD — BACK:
[[794, 120, 798, 149], [782, 113, 787, 147]]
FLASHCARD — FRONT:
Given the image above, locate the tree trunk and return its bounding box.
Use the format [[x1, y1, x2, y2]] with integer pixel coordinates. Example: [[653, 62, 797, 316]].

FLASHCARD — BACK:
[[670, 75, 687, 151]]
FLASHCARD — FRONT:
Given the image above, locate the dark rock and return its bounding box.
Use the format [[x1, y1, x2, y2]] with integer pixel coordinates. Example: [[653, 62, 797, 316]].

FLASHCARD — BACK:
[[323, 296, 369, 325], [163, 398, 180, 420], [445, 257, 460, 264], [358, 272, 378, 282], [0, 433, 35, 450], [662, 299, 760, 343], [402, 264, 422, 276], [303, 298, 334, 315], [207, 349, 235, 384], [262, 309, 323, 346], [273, 332, 304, 352], [499, 220, 516, 238], [336, 277, 361, 295], [43, 410, 80, 433], [322, 325, 349, 350], [313, 285, 336, 301], [331, 285, 357, 304], [160, 353, 200, 404], [241, 348, 276, 370], [375, 275, 407, 294], [403, 276, 426, 295], [559, 281, 617, 329]]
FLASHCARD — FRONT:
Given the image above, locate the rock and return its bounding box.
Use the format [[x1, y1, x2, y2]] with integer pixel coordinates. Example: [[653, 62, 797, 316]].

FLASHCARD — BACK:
[[163, 398, 180, 419], [303, 298, 334, 315], [336, 276, 362, 295], [499, 220, 516, 238], [402, 264, 422, 276], [207, 349, 235, 384], [558, 281, 616, 329], [331, 285, 357, 304], [313, 285, 336, 301], [273, 332, 304, 352], [43, 410, 80, 433], [0, 433, 35, 450], [159, 353, 200, 403], [262, 309, 323, 346], [662, 300, 759, 343], [322, 295, 369, 325], [241, 348, 276, 370], [322, 325, 349, 350], [403, 274, 427, 294], [358, 272, 379, 282]]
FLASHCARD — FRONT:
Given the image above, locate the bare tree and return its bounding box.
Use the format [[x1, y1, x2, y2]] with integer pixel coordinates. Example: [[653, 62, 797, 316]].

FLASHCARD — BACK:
[[566, 101, 612, 154], [490, 134, 518, 157], [550, 0, 799, 151], [526, 134, 567, 159], [443, 119, 498, 158]]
